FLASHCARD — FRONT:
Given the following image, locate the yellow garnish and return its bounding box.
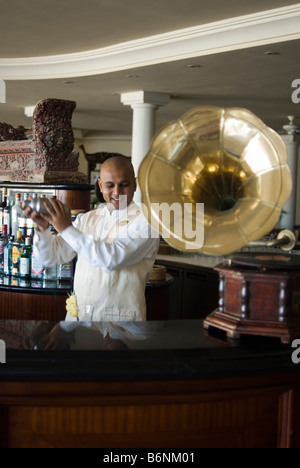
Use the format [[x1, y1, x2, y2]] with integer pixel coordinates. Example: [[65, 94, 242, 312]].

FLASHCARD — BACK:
[[66, 293, 78, 318]]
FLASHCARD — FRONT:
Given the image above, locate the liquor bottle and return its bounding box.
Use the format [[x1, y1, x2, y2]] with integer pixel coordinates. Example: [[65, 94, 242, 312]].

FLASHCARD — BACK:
[[26, 217, 34, 238], [19, 237, 32, 279], [57, 261, 73, 283], [11, 193, 24, 238], [3, 190, 12, 235], [23, 193, 29, 204], [0, 188, 7, 233], [11, 230, 24, 277], [18, 216, 27, 240], [18, 193, 29, 240], [0, 188, 7, 208], [3, 235, 14, 276], [0, 225, 8, 274]]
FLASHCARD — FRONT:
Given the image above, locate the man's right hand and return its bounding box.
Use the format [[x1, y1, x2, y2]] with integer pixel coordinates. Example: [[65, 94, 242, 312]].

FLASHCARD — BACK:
[[23, 205, 49, 232]]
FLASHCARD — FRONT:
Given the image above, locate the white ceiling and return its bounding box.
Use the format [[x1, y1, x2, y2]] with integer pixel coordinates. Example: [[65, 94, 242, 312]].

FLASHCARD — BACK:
[[0, 0, 299, 139]]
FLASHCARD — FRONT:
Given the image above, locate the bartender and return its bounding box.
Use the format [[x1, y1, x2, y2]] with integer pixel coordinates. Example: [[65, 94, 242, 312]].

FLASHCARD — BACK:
[[25, 156, 159, 321]]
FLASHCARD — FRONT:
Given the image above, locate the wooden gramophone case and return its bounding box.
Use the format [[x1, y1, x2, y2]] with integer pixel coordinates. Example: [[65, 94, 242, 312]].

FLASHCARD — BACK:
[[203, 254, 300, 344]]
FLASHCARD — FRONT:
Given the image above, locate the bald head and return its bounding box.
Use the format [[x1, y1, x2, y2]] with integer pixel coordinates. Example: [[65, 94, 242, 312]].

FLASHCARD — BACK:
[[98, 156, 137, 210], [101, 156, 135, 179]]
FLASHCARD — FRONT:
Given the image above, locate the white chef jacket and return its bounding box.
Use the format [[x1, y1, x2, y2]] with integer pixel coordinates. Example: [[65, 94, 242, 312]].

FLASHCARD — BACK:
[[33, 201, 160, 320]]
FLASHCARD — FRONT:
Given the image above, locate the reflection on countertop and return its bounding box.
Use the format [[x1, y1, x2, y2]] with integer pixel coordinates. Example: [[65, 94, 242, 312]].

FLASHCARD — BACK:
[[0, 318, 294, 384], [0, 319, 228, 352], [0, 320, 298, 382]]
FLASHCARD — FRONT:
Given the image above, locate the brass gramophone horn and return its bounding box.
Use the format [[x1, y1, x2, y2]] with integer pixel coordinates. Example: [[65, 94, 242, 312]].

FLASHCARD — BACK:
[[138, 106, 292, 256]]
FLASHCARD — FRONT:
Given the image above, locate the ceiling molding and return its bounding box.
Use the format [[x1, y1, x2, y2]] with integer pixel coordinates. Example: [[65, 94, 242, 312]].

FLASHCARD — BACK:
[[0, 4, 300, 80]]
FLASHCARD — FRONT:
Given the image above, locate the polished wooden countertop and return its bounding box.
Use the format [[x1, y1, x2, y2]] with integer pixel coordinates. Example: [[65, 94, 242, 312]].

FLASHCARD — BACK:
[[0, 319, 297, 382]]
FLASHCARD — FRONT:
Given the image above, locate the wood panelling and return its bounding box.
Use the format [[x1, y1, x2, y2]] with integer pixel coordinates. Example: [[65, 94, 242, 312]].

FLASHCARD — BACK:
[[155, 260, 219, 320], [56, 189, 91, 213], [0, 290, 67, 320], [0, 405, 8, 449], [0, 287, 169, 321], [0, 378, 297, 448]]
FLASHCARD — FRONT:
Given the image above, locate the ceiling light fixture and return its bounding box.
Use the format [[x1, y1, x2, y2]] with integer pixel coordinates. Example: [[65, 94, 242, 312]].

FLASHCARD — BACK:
[[187, 64, 202, 68], [24, 106, 35, 117], [264, 51, 280, 55]]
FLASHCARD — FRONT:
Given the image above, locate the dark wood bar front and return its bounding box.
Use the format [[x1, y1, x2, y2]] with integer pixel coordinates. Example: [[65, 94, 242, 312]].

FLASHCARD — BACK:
[[0, 319, 300, 448], [0, 282, 70, 320], [0, 274, 173, 321]]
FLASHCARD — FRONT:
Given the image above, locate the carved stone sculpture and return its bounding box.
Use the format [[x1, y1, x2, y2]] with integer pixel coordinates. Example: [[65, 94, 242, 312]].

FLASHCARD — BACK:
[[0, 98, 87, 183], [0, 123, 27, 141]]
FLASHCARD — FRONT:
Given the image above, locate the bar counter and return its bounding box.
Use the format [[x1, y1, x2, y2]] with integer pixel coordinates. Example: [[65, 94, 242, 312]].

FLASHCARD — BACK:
[[0, 319, 300, 448], [0, 274, 174, 320]]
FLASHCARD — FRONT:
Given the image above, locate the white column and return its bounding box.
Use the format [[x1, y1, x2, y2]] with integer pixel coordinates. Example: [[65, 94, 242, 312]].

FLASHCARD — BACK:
[[280, 134, 300, 231], [121, 91, 169, 202]]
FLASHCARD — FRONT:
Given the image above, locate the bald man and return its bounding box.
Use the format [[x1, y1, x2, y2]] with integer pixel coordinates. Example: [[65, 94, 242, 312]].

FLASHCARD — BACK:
[[27, 157, 159, 321]]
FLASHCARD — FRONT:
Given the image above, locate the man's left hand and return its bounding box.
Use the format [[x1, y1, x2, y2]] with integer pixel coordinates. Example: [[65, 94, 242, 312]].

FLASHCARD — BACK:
[[40, 198, 72, 233]]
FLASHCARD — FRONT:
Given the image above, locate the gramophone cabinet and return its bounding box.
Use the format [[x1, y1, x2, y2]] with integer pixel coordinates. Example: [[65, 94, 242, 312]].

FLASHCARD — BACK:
[[203, 258, 300, 344]]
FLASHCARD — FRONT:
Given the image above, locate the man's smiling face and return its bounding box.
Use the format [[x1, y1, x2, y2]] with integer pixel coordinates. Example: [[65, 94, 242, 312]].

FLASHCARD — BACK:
[[98, 161, 137, 211]]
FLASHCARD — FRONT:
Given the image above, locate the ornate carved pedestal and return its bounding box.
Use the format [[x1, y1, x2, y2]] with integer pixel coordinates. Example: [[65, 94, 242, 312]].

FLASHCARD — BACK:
[[203, 255, 300, 344], [0, 99, 87, 183]]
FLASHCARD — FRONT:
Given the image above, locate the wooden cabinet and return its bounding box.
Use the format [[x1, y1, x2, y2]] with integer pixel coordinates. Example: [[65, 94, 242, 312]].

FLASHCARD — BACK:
[[163, 265, 183, 319], [156, 259, 219, 319], [182, 268, 219, 319]]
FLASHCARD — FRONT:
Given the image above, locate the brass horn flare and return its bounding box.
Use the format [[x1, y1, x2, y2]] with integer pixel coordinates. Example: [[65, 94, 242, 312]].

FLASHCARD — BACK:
[[138, 106, 292, 256]]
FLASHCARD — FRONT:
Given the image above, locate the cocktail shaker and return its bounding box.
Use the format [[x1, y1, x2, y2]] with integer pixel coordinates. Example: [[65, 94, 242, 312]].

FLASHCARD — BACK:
[[24, 196, 69, 217]]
